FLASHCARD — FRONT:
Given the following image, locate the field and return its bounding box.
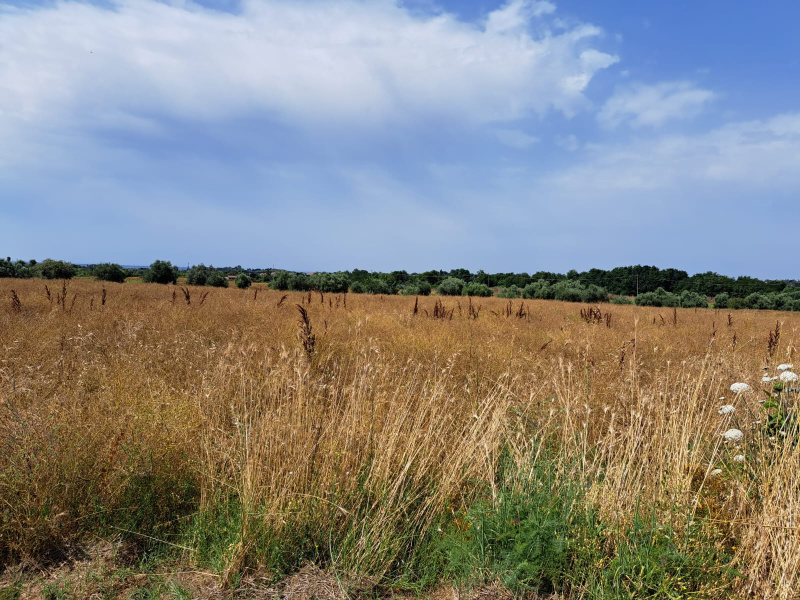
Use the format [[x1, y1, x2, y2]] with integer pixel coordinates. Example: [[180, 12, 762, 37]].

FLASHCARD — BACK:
[[1, 279, 799, 599]]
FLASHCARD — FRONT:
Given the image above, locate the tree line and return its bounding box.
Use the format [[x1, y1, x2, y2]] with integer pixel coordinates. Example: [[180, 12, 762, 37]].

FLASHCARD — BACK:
[[2, 257, 798, 309]]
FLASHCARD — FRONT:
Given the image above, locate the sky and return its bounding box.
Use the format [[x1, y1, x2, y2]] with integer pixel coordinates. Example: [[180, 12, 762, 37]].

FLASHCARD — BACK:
[[1, 0, 799, 277]]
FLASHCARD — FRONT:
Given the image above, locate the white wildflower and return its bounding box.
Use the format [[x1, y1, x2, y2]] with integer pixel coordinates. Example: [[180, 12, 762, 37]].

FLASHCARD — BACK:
[[723, 428, 744, 442], [779, 371, 799, 383], [763, 375, 778, 383], [733, 455, 745, 463], [710, 469, 722, 476], [777, 364, 793, 371], [718, 405, 736, 415], [730, 382, 751, 393]]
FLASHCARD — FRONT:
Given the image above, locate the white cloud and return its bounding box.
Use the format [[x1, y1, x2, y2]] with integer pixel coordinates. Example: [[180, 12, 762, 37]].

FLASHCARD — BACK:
[[598, 81, 715, 128], [485, 0, 555, 34], [0, 0, 617, 170], [546, 113, 800, 197], [494, 128, 539, 148]]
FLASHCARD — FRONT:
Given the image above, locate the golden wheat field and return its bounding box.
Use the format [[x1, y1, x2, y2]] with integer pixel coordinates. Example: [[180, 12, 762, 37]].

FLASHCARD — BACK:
[[1, 279, 800, 599]]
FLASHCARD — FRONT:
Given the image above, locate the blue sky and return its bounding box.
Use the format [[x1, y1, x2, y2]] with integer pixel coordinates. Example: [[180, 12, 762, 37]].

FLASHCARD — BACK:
[[1, 0, 799, 277]]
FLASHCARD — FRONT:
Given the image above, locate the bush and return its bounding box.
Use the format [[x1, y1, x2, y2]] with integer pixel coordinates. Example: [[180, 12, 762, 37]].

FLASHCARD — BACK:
[[207, 271, 228, 288], [437, 277, 465, 296], [610, 295, 633, 305], [311, 272, 350, 294], [93, 263, 127, 283], [364, 278, 392, 295], [680, 290, 708, 308], [745, 293, 775, 310], [728, 297, 747, 310], [269, 271, 291, 291], [0, 257, 33, 279], [583, 284, 609, 303], [235, 273, 252, 289], [552, 281, 583, 303], [399, 281, 432, 296], [288, 273, 313, 292], [713, 292, 729, 309], [143, 260, 179, 285], [635, 287, 678, 307], [463, 282, 493, 297], [497, 285, 520, 299], [39, 258, 76, 280], [523, 280, 553, 300], [186, 264, 212, 286]]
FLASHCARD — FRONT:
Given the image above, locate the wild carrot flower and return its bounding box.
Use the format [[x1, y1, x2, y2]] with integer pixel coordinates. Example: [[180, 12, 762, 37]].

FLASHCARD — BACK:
[[777, 364, 794, 371], [718, 405, 736, 415], [730, 382, 751, 393], [723, 428, 744, 442], [733, 455, 745, 463], [779, 371, 799, 383]]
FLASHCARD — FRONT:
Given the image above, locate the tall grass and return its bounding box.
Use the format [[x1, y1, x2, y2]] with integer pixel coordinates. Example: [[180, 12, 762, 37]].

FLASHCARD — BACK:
[[1, 280, 798, 597]]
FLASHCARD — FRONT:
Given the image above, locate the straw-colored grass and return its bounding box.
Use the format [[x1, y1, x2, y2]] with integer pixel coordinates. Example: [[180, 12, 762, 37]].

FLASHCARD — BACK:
[[1, 279, 799, 598]]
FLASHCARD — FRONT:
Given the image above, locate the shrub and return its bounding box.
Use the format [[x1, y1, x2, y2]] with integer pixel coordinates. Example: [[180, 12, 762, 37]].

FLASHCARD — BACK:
[[713, 292, 729, 309], [186, 264, 212, 286], [93, 263, 126, 283], [287, 273, 313, 292], [142, 260, 178, 285], [582, 284, 609, 303], [496, 285, 520, 299], [552, 281, 583, 303], [745, 293, 775, 310], [270, 271, 291, 291], [39, 258, 76, 280], [235, 273, 252, 289], [311, 272, 350, 294], [463, 282, 493, 297], [680, 290, 708, 308], [523, 280, 553, 300], [728, 297, 747, 310], [635, 287, 678, 307], [0, 257, 33, 279], [364, 278, 392, 295], [610, 295, 633, 305], [437, 277, 465, 296], [207, 271, 228, 288]]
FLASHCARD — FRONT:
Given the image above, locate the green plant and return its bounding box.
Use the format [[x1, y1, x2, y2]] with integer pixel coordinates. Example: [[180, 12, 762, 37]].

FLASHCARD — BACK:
[[234, 273, 252, 289], [496, 285, 520, 299], [680, 290, 708, 308], [206, 271, 228, 288], [39, 259, 76, 280], [714, 292, 730, 309], [462, 282, 493, 297], [437, 277, 465, 296], [93, 262, 127, 283], [142, 260, 178, 285]]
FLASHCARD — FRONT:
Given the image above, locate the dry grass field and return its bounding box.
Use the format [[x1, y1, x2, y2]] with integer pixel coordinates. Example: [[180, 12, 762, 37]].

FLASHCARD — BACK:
[[1, 279, 799, 599]]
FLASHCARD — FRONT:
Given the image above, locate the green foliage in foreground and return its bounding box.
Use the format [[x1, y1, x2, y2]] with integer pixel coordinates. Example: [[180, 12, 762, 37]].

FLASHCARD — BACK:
[[432, 456, 736, 599]]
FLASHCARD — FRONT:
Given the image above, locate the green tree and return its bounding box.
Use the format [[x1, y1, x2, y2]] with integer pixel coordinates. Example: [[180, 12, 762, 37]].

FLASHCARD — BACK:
[[207, 271, 228, 288], [93, 263, 126, 283], [235, 273, 252, 289], [39, 258, 76, 280], [437, 277, 465, 296], [462, 282, 493, 297], [143, 260, 178, 285], [186, 264, 212, 286]]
